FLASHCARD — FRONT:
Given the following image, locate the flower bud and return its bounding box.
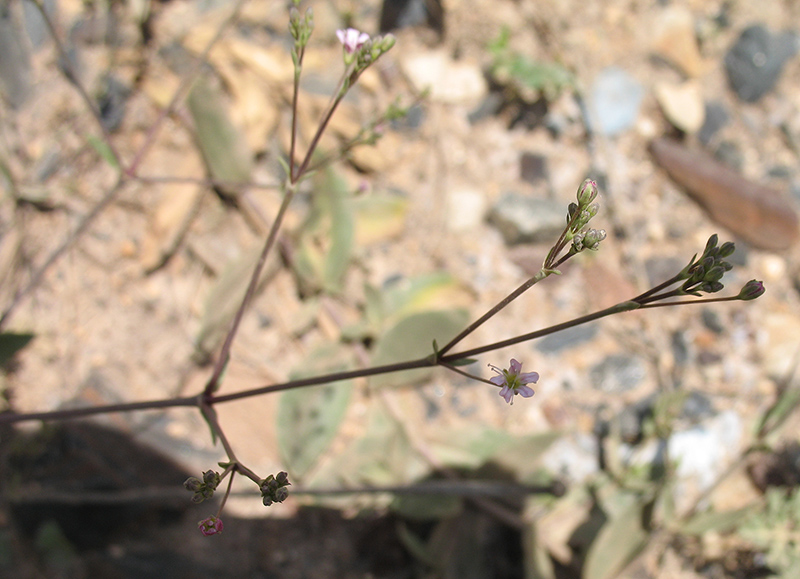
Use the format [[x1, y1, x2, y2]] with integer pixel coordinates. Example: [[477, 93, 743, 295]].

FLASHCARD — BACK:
[[737, 279, 765, 300], [577, 179, 598, 206], [380, 34, 396, 52], [276, 472, 290, 485], [703, 234, 719, 255], [719, 241, 735, 258], [184, 477, 202, 492], [203, 470, 220, 488], [275, 487, 289, 502], [583, 228, 606, 250]]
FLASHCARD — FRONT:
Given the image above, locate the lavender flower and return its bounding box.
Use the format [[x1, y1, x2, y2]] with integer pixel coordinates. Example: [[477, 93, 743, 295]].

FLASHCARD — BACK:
[[489, 358, 539, 404], [336, 28, 370, 54]]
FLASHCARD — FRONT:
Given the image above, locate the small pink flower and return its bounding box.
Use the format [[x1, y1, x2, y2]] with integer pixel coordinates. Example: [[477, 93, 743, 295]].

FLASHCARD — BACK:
[[489, 358, 538, 405], [198, 515, 223, 536], [336, 28, 370, 54]]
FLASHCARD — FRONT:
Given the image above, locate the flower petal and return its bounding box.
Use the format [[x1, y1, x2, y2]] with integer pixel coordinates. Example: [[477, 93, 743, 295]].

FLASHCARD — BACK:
[[519, 371, 539, 384], [509, 359, 522, 374], [489, 375, 506, 386], [517, 385, 535, 398], [499, 385, 513, 404]]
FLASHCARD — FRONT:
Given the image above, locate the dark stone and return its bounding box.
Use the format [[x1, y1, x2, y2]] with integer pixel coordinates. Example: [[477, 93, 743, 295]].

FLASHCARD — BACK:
[[701, 308, 725, 334], [519, 152, 549, 186], [724, 25, 799, 103], [468, 92, 504, 124], [712, 140, 744, 171], [698, 101, 729, 146], [671, 331, 690, 367], [97, 75, 129, 133], [681, 391, 715, 422], [379, 0, 445, 38]]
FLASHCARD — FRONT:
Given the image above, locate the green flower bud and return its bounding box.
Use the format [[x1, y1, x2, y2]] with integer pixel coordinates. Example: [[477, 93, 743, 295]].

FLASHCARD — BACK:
[[737, 279, 765, 300], [577, 179, 598, 206], [703, 234, 719, 256], [380, 34, 396, 52], [184, 477, 202, 492], [719, 241, 735, 258]]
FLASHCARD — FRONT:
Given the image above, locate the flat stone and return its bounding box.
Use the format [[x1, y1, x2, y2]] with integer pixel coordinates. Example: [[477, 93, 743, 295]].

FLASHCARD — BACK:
[[446, 187, 487, 232], [652, 6, 705, 77], [487, 193, 564, 245], [649, 137, 799, 251], [401, 50, 487, 104], [654, 81, 705, 134], [589, 67, 644, 136]]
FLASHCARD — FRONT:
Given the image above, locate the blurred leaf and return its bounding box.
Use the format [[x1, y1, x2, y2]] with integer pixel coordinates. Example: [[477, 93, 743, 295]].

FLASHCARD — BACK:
[[382, 273, 472, 324], [583, 493, 649, 579], [194, 245, 280, 359], [293, 167, 354, 294], [428, 427, 512, 469], [488, 27, 576, 102], [307, 404, 428, 492], [369, 309, 469, 389], [758, 382, 800, 438], [277, 344, 354, 479], [396, 522, 436, 565], [353, 193, 408, 245], [391, 492, 463, 521], [681, 505, 757, 536], [34, 521, 78, 574], [490, 432, 562, 481], [0, 332, 34, 367], [187, 77, 253, 187], [86, 135, 120, 171], [524, 519, 557, 579]]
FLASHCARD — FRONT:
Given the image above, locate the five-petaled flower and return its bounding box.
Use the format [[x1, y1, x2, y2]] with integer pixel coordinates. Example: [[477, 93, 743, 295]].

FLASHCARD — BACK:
[[489, 358, 538, 405], [198, 515, 223, 536], [336, 28, 370, 54]]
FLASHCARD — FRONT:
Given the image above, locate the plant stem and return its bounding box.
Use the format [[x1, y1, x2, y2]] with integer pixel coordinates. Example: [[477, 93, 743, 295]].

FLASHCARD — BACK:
[[204, 180, 298, 395], [442, 300, 641, 361], [438, 268, 552, 356]]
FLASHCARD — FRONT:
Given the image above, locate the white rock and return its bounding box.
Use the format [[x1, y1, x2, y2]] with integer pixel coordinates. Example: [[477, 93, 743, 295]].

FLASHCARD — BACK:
[[401, 50, 487, 104], [654, 81, 705, 134], [446, 187, 487, 231]]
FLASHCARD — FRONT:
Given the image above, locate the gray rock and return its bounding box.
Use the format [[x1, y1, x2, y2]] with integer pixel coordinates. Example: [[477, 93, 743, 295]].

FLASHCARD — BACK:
[[0, 4, 33, 108], [487, 193, 564, 245], [589, 354, 647, 393], [724, 25, 799, 102], [698, 101, 729, 146]]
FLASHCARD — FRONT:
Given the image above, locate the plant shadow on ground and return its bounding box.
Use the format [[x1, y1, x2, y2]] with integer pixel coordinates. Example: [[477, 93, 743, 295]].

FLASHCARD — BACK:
[[0, 421, 532, 579], [1, 421, 781, 579]]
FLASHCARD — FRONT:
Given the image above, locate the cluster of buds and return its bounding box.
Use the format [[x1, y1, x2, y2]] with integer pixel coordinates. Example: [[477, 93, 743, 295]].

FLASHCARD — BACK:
[[337, 28, 396, 69], [260, 471, 291, 506], [184, 470, 221, 504], [289, 6, 314, 51], [679, 234, 735, 296], [568, 179, 606, 253]]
